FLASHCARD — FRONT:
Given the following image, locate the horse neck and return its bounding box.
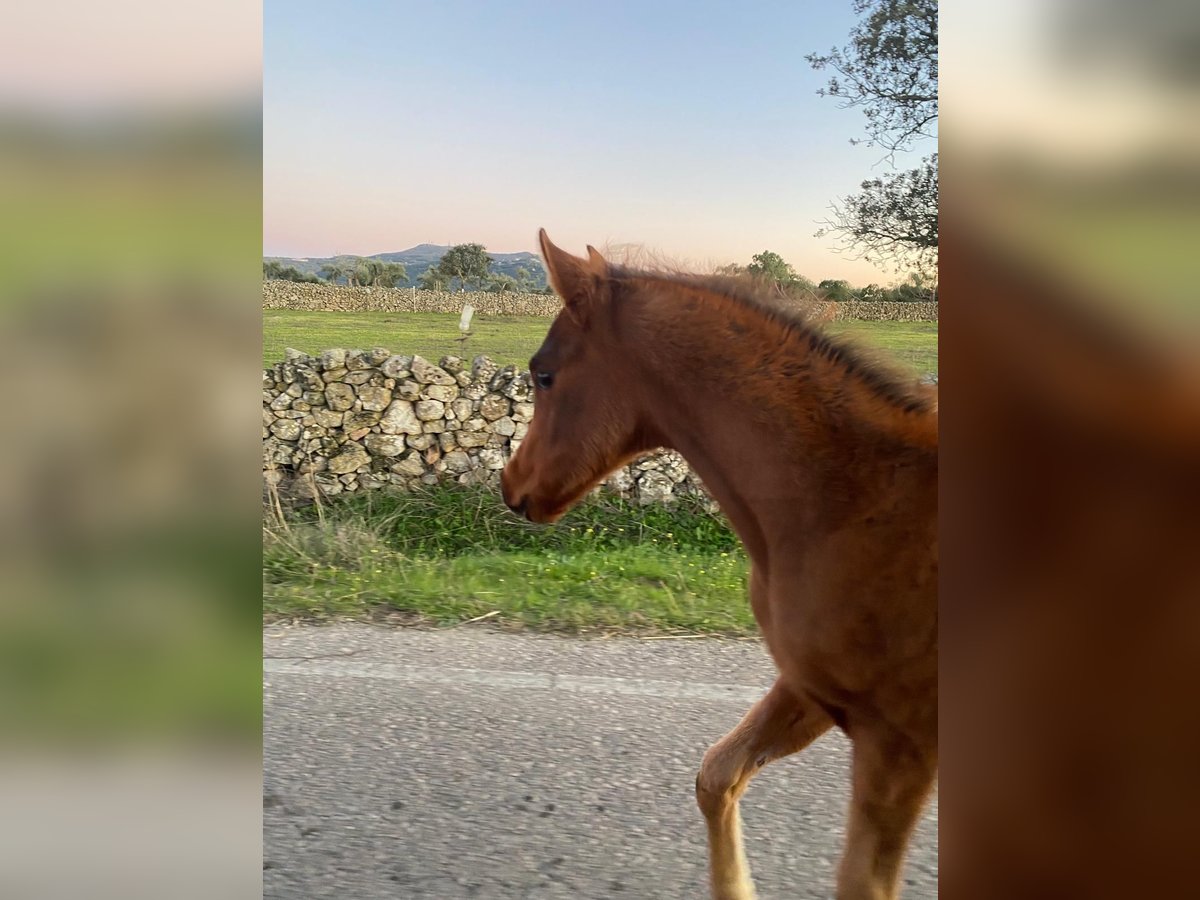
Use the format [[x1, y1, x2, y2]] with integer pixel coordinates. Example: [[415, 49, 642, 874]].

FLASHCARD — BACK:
[[626, 287, 931, 568]]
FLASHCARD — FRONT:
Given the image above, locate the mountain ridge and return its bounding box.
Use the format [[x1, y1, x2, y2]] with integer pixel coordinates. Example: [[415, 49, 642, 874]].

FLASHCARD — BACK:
[[265, 244, 547, 287]]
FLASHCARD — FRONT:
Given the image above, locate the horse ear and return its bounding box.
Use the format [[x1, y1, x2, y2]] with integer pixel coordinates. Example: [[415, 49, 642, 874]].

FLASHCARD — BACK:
[[586, 245, 607, 269], [539, 229, 603, 306]]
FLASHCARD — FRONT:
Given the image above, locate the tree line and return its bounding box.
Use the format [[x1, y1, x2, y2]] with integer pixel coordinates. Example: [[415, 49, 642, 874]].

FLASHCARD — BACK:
[[720, 250, 935, 302], [263, 244, 552, 293]]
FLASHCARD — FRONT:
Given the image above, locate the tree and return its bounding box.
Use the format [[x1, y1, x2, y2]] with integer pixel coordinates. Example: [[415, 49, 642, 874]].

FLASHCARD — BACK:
[[818, 279, 856, 302], [817, 153, 938, 270], [263, 260, 320, 283], [514, 267, 535, 291], [376, 262, 408, 288], [487, 274, 519, 293], [436, 243, 493, 291], [418, 267, 450, 291], [808, 0, 938, 267], [746, 251, 798, 286], [319, 261, 351, 285]]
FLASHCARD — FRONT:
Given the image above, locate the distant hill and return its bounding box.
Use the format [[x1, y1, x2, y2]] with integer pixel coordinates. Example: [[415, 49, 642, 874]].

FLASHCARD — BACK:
[[264, 244, 548, 289]]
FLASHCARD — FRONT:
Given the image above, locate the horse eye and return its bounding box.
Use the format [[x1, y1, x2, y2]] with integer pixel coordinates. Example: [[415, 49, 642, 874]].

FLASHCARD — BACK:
[[535, 371, 555, 390]]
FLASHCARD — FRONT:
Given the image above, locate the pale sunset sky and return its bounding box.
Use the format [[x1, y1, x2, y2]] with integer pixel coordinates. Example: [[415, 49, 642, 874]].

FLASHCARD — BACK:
[[264, 1, 932, 285]]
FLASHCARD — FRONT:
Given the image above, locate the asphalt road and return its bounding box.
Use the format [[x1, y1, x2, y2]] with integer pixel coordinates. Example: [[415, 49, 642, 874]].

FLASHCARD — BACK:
[[264, 624, 938, 899]]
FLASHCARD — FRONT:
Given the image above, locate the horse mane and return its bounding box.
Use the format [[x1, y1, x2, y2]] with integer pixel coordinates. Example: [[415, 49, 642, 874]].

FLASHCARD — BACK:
[[606, 264, 936, 417]]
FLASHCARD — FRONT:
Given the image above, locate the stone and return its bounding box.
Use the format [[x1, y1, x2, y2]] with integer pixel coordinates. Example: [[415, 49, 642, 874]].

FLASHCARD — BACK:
[[261, 439, 289, 465], [513, 422, 528, 440], [411, 356, 456, 386], [285, 383, 304, 398], [478, 448, 506, 470], [297, 456, 327, 474], [472, 355, 498, 383], [637, 470, 675, 505], [270, 392, 292, 411], [512, 402, 535, 422], [358, 474, 386, 491], [325, 382, 355, 411], [381, 355, 413, 379], [302, 390, 326, 406], [456, 430, 489, 448], [345, 350, 369, 370], [439, 355, 465, 374], [322, 367, 348, 383], [479, 394, 510, 421], [414, 399, 445, 421], [462, 382, 488, 401], [606, 466, 635, 493], [438, 432, 458, 452], [442, 450, 471, 474], [422, 384, 459, 402], [390, 453, 426, 477], [313, 408, 343, 429], [365, 434, 407, 456], [357, 386, 393, 411], [396, 380, 421, 401], [327, 444, 370, 474], [450, 398, 473, 421], [489, 367, 515, 392], [492, 415, 516, 437], [284, 347, 307, 362], [343, 370, 372, 386], [269, 419, 301, 442], [380, 400, 422, 435], [366, 347, 391, 366], [500, 374, 531, 401], [422, 420, 446, 433], [314, 475, 342, 496], [319, 348, 346, 370], [406, 434, 435, 451], [347, 427, 370, 441], [343, 409, 381, 431]]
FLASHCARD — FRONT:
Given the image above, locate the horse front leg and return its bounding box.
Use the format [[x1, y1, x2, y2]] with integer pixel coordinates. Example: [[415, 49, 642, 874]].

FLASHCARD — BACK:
[[695, 678, 833, 900], [836, 723, 936, 900]]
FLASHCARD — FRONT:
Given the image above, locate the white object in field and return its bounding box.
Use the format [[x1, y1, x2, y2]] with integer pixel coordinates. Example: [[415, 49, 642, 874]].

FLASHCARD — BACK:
[[459, 304, 475, 333]]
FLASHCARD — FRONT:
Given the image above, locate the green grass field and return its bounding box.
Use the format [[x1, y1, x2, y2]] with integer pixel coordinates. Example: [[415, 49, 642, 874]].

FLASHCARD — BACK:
[[264, 309, 939, 375], [265, 486, 756, 633]]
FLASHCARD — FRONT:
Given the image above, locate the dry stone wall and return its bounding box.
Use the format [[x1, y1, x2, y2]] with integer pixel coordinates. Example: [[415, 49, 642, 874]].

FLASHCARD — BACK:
[[263, 282, 563, 316], [263, 282, 938, 322], [263, 347, 709, 507]]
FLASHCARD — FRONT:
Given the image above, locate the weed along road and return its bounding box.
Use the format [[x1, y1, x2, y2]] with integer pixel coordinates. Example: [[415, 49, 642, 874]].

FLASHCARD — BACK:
[[264, 624, 938, 898]]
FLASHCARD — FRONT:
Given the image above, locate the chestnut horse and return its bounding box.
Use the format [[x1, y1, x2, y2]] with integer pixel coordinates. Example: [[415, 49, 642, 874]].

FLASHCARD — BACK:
[[501, 231, 937, 900]]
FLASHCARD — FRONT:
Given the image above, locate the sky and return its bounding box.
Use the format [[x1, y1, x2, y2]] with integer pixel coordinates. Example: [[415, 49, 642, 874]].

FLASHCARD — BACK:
[[264, 0, 932, 285]]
